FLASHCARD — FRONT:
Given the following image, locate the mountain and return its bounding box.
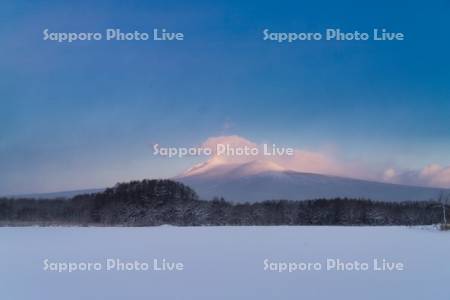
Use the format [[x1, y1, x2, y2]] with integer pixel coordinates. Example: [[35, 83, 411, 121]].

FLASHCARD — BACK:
[[177, 160, 447, 202], [5, 159, 447, 203], [4, 188, 105, 199]]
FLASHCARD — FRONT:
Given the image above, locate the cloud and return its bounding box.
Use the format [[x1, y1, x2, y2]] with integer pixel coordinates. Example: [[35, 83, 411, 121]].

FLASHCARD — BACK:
[[185, 135, 450, 189], [383, 164, 450, 188], [185, 135, 351, 178]]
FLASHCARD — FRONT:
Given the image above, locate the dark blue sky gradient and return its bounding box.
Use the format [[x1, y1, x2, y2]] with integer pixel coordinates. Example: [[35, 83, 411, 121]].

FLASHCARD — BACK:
[[0, 0, 449, 193]]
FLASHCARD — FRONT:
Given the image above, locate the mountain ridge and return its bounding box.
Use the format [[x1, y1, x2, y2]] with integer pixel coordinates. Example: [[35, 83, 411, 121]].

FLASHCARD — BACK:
[[178, 160, 448, 202], [4, 160, 448, 202]]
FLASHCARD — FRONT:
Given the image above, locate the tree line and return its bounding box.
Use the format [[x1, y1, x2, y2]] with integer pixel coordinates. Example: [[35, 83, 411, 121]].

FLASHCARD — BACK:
[[0, 179, 446, 226]]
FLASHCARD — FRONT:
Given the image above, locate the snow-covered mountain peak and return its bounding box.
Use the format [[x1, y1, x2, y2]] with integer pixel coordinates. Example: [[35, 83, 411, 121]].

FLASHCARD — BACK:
[[180, 158, 288, 178]]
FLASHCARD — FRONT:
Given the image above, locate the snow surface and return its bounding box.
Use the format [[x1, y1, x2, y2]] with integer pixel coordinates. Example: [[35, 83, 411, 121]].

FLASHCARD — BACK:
[[1, 226, 449, 300]]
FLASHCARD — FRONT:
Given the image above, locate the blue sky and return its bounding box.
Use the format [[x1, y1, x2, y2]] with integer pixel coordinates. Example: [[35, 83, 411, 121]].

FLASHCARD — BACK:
[[1, 0, 449, 194]]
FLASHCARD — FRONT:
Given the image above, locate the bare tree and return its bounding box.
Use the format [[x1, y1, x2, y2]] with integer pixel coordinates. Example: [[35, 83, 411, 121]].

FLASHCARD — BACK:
[[438, 192, 449, 230]]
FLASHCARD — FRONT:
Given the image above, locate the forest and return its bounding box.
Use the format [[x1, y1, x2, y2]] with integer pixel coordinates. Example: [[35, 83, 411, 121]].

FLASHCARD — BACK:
[[0, 179, 447, 226]]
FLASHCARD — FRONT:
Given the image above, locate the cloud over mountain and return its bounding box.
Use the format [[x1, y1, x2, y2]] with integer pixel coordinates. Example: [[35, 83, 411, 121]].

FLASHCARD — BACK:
[[383, 164, 450, 188], [184, 135, 341, 176], [181, 135, 450, 189]]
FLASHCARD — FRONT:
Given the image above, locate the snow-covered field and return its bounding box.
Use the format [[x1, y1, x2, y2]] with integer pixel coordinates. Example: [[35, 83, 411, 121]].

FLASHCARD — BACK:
[[1, 226, 449, 300]]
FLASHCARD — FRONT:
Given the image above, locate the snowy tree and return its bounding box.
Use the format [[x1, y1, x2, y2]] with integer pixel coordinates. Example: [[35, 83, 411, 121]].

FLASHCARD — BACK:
[[438, 192, 449, 230]]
